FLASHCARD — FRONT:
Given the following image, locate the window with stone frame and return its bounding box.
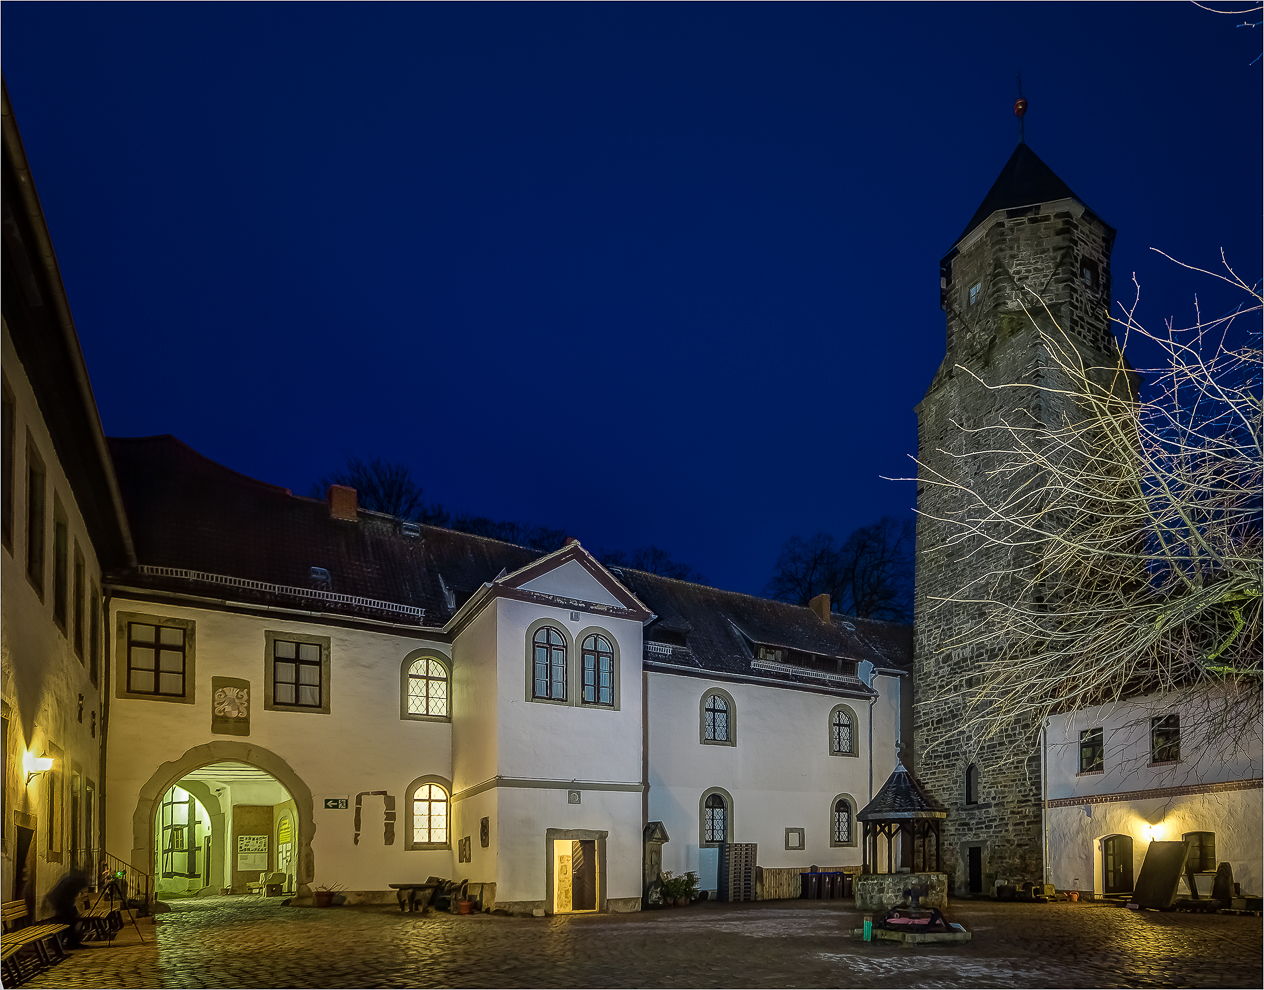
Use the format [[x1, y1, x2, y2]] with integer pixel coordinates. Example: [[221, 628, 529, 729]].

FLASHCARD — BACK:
[[965, 763, 980, 805], [1079, 727, 1104, 774], [829, 704, 858, 756], [969, 281, 982, 306], [703, 693, 730, 742], [25, 436, 45, 595], [833, 798, 853, 845], [406, 779, 450, 850], [406, 657, 449, 717], [1150, 714, 1180, 764], [580, 634, 614, 706], [532, 626, 567, 701], [273, 639, 322, 708], [127, 622, 188, 697], [52, 496, 68, 630], [704, 793, 727, 843]]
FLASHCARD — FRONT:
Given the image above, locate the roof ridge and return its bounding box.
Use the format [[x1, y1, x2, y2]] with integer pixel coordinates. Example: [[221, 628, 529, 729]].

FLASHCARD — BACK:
[[108, 434, 293, 496]]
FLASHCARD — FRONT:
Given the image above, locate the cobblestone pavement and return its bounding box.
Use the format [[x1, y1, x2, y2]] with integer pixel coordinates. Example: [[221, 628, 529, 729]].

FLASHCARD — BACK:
[[25, 896, 1263, 989]]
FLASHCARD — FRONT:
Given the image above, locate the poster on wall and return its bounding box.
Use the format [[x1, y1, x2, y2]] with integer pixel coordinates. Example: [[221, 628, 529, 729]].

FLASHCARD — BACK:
[[237, 834, 268, 872]]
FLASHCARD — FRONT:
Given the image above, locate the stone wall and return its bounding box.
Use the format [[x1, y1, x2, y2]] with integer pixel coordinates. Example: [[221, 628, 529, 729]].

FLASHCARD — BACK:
[[914, 200, 1121, 893], [853, 872, 947, 911]]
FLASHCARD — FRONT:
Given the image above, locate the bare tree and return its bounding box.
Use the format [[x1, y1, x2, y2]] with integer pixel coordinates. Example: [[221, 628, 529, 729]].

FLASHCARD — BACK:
[[764, 517, 914, 621], [598, 545, 706, 582], [312, 455, 449, 524], [453, 515, 569, 554], [909, 254, 1261, 764]]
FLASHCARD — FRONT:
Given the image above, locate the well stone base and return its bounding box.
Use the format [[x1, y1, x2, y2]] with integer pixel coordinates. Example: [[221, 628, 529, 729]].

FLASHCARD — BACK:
[[852, 927, 970, 944], [853, 872, 947, 911]]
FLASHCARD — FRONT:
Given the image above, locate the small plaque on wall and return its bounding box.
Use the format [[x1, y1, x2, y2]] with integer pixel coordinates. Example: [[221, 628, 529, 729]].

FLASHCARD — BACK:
[[212, 677, 251, 736], [237, 834, 268, 872]]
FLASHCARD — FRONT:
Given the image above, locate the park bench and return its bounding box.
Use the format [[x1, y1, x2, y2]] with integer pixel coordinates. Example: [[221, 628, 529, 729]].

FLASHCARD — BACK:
[[388, 881, 439, 913], [1, 899, 68, 986]]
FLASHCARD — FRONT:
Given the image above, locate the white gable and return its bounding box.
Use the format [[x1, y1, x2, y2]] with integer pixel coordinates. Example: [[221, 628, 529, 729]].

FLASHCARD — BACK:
[[518, 558, 623, 607]]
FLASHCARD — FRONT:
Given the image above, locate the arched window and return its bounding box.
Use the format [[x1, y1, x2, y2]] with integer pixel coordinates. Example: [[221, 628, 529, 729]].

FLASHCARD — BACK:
[[965, 763, 979, 805], [833, 798, 853, 845], [829, 704, 858, 757], [405, 777, 451, 850], [406, 657, 449, 717], [700, 689, 737, 745], [532, 626, 567, 701], [581, 634, 614, 706], [704, 793, 727, 843]]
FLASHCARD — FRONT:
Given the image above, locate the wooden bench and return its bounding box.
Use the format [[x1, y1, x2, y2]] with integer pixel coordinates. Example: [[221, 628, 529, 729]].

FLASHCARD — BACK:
[[388, 882, 438, 913], [1, 900, 68, 986]]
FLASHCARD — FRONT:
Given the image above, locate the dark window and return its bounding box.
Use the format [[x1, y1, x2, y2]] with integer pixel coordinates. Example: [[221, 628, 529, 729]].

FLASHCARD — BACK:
[[1079, 727, 1104, 773], [833, 799, 852, 844], [88, 584, 100, 687], [406, 658, 448, 717], [72, 542, 85, 661], [26, 440, 45, 593], [52, 498, 68, 630], [704, 694, 729, 742], [128, 622, 187, 696], [581, 634, 614, 706], [831, 709, 854, 754], [532, 626, 566, 700], [1, 378, 13, 552], [704, 793, 727, 843], [1184, 831, 1216, 873], [273, 639, 322, 707], [1081, 259, 1099, 288], [1150, 714, 1180, 764], [965, 763, 980, 805]]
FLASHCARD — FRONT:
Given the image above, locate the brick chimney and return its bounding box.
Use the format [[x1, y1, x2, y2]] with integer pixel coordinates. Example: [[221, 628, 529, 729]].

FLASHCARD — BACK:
[[327, 485, 358, 521], [808, 593, 831, 623]]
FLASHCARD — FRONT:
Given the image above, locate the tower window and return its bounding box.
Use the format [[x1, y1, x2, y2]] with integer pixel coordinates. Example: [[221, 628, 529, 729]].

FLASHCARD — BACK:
[[1081, 259, 1099, 288], [965, 763, 980, 805], [969, 282, 982, 306]]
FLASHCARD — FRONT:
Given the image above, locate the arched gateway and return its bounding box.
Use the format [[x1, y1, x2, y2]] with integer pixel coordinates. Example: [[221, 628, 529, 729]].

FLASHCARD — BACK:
[[132, 742, 316, 899]]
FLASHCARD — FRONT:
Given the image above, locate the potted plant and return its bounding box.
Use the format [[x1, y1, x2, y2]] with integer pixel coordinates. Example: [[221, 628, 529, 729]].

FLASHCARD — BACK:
[[313, 882, 343, 908], [660, 871, 699, 908]]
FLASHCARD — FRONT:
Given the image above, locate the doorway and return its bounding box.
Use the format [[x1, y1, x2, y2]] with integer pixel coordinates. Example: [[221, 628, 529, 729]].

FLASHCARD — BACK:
[[967, 846, 983, 894], [1103, 834, 1133, 894], [550, 834, 603, 913]]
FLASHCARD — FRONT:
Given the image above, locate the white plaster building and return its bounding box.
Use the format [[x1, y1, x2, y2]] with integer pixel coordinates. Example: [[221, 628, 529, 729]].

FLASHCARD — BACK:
[[98, 434, 910, 913], [1043, 693, 1262, 899]]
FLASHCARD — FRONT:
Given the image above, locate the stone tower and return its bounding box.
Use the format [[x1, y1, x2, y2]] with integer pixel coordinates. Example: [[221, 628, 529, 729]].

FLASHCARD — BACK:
[[913, 142, 1118, 893]]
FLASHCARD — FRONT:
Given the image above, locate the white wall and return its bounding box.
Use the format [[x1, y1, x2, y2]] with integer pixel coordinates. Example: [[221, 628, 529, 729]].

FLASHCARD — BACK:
[[646, 671, 897, 883], [451, 604, 498, 794], [1, 322, 108, 915], [105, 598, 456, 893]]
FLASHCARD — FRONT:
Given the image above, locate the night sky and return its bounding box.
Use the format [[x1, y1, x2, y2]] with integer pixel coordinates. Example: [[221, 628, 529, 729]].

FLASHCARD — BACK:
[[3, 4, 1260, 597]]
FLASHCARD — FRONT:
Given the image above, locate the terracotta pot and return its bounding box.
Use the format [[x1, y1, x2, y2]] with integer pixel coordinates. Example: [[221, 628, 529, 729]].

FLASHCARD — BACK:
[[676, 897, 690, 907], [458, 900, 474, 915], [314, 890, 335, 908]]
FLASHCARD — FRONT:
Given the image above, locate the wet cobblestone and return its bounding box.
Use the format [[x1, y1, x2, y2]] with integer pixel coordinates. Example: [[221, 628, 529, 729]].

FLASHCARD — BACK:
[[26, 897, 1264, 988]]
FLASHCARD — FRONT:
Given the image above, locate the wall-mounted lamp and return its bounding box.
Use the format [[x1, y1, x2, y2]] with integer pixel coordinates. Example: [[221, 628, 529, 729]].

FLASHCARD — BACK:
[[24, 751, 54, 786], [1145, 822, 1164, 841]]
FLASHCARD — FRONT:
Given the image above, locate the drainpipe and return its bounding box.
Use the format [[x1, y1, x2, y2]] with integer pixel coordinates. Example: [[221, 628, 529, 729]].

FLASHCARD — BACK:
[[1041, 719, 1050, 887], [866, 664, 877, 802]]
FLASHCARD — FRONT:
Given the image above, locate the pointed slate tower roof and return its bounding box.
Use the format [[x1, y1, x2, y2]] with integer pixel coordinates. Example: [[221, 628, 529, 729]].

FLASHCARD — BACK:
[[955, 142, 1089, 246], [857, 760, 948, 821]]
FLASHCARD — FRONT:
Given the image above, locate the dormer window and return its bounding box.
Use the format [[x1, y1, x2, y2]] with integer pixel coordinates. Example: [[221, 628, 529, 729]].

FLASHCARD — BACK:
[[757, 646, 783, 663], [969, 282, 982, 306]]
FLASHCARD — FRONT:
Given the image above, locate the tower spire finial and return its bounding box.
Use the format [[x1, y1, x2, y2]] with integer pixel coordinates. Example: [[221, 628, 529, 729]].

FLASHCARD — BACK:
[[1014, 73, 1027, 144]]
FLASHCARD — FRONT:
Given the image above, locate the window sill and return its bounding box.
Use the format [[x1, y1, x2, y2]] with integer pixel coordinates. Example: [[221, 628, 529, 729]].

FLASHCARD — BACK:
[[700, 738, 736, 748], [1076, 770, 1104, 777], [400, 712, 452, 723], [829, 751, 860, 758], [265, 704, 330, 715], [405, 843, 450, 852], [115, 690, 195, 706], [1148, 760, 1179, 768]]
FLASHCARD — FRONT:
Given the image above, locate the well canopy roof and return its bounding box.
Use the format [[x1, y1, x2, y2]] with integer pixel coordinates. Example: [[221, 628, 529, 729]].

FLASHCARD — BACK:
[[857, 761, 948, 821]]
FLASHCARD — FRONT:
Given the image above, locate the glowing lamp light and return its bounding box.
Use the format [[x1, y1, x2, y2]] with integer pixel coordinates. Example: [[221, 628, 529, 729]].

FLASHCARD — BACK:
[[1145, 822, 1164, 841], [24, 751, 54, 785]]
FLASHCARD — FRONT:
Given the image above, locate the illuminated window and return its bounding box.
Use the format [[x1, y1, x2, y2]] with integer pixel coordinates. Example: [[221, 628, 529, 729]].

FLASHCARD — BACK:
[[969, 282, 982, 306], [1150, 714, 1180, 764], [128, 622, 187, 696], [581, 634, 614, 706], [532, 626, 567, 701], [406, 778, 450, 850], [1079, 728, 1104, 773], [407, 657, 449, 717]]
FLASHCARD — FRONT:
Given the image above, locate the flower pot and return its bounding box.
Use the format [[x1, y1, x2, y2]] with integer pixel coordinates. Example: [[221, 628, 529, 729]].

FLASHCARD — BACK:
[[458, 900, 474, 915], [676, 897, 690, 908], [314, 890, 335, 908]]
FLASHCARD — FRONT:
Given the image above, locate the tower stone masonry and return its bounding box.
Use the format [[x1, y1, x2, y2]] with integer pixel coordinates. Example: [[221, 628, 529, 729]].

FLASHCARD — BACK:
[[913, 142, 1121, 893]]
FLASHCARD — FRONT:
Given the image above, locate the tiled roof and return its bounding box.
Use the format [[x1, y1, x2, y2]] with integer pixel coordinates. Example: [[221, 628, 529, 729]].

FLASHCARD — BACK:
[[615, 569, 911, 696], [107, 436, 538, 624], [857, 761, 948, 821], [956, 142, 1096, 245]]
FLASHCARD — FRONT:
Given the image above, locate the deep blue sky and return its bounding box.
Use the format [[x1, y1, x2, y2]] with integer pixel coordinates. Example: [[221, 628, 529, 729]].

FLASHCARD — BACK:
[[3, 3, 1260, 596]]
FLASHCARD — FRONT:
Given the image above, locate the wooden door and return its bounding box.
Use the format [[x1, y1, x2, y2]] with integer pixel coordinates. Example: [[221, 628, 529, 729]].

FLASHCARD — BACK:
[[1103, 835, 1133, 894], [571, 840, 596, 911]]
